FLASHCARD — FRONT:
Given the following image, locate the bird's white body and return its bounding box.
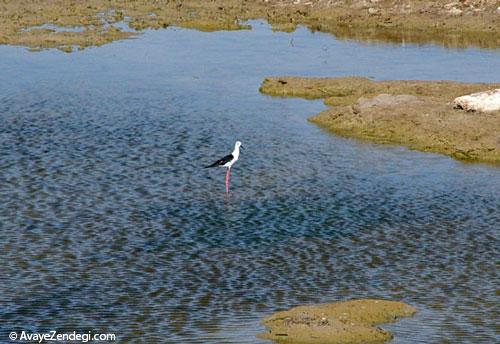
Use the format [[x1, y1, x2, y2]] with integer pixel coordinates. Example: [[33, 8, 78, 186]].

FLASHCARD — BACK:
[[224, 142, 240, 168]]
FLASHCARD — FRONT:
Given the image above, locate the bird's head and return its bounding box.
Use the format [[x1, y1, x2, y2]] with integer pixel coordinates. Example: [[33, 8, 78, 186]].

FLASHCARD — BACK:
[[235, 141, 243, 149]]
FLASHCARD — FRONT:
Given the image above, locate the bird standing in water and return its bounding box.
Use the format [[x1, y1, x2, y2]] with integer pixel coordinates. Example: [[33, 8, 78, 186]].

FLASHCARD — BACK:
[[205, 141, 242, 193]]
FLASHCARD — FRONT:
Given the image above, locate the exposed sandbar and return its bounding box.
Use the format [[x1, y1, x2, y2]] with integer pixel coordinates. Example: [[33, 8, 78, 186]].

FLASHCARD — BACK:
[[260, 76, 500, 164], [259, 299, 416, 344]]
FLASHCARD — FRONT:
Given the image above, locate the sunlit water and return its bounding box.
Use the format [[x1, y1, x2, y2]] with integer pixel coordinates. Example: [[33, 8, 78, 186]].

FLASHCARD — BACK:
[[1, 21, 499, 343]]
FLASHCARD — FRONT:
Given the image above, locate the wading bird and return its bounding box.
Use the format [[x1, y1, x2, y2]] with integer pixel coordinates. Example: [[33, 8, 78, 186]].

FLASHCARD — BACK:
[[205, 141, 242, 193]]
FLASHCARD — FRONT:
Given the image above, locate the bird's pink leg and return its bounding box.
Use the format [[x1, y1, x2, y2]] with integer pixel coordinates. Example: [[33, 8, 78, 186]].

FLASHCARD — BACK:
[[225, 168, 231, 193]]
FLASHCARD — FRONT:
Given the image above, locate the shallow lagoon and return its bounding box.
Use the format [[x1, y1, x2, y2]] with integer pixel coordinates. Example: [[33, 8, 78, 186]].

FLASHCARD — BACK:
[[0, 21, 499, 343]]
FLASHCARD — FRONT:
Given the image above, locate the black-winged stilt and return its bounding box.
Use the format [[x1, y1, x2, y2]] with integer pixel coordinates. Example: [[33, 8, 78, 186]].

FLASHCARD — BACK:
[[205, 141, 242, 193]]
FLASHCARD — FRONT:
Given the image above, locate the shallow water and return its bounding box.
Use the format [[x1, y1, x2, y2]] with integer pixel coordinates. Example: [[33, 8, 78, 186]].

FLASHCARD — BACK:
[[0, 21, 499, 343]]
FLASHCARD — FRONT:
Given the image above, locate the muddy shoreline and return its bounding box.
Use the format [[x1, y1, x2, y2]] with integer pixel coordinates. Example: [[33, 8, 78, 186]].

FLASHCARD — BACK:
[[260, 76, 500, 164], [260, 299, 416, 343], [1, 1, 499, 51]]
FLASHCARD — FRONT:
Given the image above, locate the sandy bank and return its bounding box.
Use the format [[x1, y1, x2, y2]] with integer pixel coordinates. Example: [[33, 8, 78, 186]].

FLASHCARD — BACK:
[[260, 76, 500, 164], [1, 1, 499, 51], [259, 299, 416, 344]]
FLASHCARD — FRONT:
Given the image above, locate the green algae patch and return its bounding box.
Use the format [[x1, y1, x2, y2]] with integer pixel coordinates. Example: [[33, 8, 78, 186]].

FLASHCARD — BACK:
[[259, 299, 416, 344], [260, 77, 500, 164]]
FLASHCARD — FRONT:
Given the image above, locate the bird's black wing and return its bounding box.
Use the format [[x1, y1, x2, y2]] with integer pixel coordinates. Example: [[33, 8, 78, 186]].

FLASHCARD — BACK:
[[204, 154, 233, 168]]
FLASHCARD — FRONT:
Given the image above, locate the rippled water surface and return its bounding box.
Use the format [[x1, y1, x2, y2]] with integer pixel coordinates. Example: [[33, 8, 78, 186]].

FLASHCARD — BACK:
[[1, 22, 499, 343]]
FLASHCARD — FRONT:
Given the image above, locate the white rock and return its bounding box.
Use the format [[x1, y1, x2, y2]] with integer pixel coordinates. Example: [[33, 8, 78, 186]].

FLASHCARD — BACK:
[[454, 89, 500, 112], [448, 7, 463, 15], [444, 2, 460, 10]]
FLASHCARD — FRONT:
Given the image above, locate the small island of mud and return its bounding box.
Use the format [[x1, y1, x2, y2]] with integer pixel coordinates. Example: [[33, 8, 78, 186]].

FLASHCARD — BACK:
[[259, 299, 416, 344], [260, 76, 500, 164]]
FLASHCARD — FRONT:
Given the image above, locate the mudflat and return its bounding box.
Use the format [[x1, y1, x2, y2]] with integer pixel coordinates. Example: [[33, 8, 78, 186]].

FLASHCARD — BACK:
[[1, 0, 499, 51], [260, 76, 500, 164], [259, 299, 416, 344]]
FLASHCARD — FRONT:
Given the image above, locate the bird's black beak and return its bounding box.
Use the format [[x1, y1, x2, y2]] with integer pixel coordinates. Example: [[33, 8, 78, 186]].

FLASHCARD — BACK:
[[240, 145, 244, 150]]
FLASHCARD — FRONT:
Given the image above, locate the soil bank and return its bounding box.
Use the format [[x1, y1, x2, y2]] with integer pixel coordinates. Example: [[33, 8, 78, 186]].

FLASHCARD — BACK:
[[260, 76, 500, 164], [259, 299, 416, 344], [1, 1, 499, 52]]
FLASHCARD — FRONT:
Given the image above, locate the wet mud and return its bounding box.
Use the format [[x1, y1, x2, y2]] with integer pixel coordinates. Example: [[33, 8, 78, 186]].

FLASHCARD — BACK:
[[1, 1, 499, 51], [259, 299, 416, 344], [260, 76, 500, 164]]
